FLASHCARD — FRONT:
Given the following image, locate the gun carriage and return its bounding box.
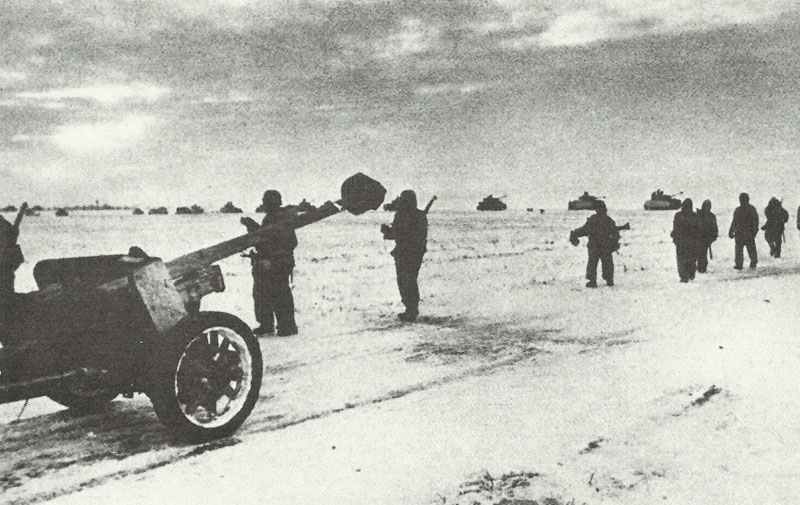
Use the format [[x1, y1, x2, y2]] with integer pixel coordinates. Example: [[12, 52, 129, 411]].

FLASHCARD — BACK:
[[0, 174, 385, 441]]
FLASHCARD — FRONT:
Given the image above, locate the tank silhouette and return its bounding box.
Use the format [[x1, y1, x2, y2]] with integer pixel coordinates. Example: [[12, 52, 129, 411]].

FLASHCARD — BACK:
[[219, 202, 243, 214], [568, 192, 604, 210], [55, 208, 69, 217], [477, 195, 507, 211], [644, 189, 682, 210], [176, 204, 205, 215], [132, 208, 145, 215], [148, 207, 168, 215]]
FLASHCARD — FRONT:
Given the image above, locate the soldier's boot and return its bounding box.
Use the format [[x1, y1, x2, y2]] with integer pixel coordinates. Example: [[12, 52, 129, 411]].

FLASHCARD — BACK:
[[398, 304, 418, 322]]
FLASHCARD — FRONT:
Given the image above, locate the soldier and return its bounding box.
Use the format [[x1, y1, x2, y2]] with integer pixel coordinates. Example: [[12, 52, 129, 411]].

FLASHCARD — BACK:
[[671, 198, 702, 282], [762, 197, 789, 258], [0, 214, 24, 325], [381, 190, 428, 322], [241, 190, 298, 336], [695, 199, 718, 273], [569, 201, 619, 288], [728, 192, 759, 270]]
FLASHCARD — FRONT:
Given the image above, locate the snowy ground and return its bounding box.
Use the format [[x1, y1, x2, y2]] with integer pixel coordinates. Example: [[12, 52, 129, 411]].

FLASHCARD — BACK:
[[1, 208, 798, 504]]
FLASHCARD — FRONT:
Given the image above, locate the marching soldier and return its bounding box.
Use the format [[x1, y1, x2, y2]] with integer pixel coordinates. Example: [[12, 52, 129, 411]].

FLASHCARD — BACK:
[[671, 198, 701, 282], [696, 199, 718, 273], [728, 192, 759, 270], [762, 197, 789, 258], [570, 201, 619, 288]]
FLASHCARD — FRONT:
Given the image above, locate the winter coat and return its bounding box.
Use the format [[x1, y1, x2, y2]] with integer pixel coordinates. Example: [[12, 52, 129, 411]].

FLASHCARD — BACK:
[[572, 213, 620, 254], [671, 209, 702, 248], [728, 204, 759, 240], [762, 204, 789, 240], [254, 208, 298, 267], [384, 208, 428, 258], [696, 209, 718, 245]]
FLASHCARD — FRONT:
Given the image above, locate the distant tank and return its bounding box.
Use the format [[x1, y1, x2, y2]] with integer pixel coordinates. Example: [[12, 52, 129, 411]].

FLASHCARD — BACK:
[[148, 207, 168, 215], [132, 208, 145, 215], [568, 192, 604, 210], [644, 190, 682, 210], [55, 208, 69, 217], [177, 205, 205, 215], [219, 202, 243, 214], [477, 195, 507, 211]]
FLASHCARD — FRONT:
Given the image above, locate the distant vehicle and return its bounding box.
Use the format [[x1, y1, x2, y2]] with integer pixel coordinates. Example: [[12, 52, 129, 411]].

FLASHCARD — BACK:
[[177, 205, 205, 215], [23, 208, 40, 217], [55, 208, 69, 217], [644, 190, 682, 210], [148, 207, 169, 215], [1, 205, 17, 212], [132, 208, 145, 215], [477, 195, 507, 211], [568, 192, 604, 210], [219, 202, 243, 214]]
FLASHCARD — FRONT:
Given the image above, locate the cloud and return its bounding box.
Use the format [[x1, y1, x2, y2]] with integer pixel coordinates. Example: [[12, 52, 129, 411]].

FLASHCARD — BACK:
[[199, 91, 253, 104], [49, 114, 159, 156], [0, 69, 27, 87], [10, 133, 32, 143], [16, 82, 170, 105], [414, 82, 487, 96], [374, 18, 441, 59], [505, 0, 797, 49]]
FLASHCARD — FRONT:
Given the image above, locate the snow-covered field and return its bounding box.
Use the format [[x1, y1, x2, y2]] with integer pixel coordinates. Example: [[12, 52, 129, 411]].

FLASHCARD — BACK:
[[1, 208, 799, 504]]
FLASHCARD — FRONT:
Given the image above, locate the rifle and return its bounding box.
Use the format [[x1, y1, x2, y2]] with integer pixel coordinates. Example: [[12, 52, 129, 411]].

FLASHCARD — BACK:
[[423, 196, 437, 214], [13, 202, 28, 230]]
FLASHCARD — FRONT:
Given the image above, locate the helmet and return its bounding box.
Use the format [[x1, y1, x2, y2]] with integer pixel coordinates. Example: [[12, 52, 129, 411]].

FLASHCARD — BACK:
[[262, 190, 282, 211]]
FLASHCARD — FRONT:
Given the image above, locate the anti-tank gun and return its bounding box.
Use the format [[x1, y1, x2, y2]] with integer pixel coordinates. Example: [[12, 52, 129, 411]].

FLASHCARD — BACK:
[[0, 173, 386, 441]]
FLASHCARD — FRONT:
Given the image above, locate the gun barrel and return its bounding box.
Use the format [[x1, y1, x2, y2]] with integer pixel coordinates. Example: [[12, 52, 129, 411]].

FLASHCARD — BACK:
[[166, 201, 341, 279]]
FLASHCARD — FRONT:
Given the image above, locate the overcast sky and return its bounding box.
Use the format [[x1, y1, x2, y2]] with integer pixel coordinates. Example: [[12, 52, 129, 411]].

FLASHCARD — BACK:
[[1, 0, 799, 209]]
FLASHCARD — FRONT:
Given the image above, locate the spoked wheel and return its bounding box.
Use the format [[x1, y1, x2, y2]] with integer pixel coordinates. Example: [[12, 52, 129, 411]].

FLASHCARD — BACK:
[[149, 311, 262, 442]]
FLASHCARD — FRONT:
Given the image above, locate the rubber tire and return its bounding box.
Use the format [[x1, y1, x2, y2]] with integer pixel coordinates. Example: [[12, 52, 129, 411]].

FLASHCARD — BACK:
[[47, 388, 119, 413], [148, 311, 262, 442]]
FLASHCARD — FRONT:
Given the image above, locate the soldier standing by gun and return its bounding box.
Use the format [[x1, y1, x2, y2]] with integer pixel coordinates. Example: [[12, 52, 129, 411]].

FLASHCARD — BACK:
[[241, 191, 298, 336], [381, 191, 432, 322], [0, 203, 26, 324], [569, 201, 622, 288]]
